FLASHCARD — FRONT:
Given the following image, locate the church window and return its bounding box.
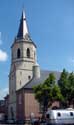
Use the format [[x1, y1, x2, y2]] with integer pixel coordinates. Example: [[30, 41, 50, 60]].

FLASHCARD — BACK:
[[28, 75, 31, 80], [17, 48, 21, 58], [27, 48, 30, 58]]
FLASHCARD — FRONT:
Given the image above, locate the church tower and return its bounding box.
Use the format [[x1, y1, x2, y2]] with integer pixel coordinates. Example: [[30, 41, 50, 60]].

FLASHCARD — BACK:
[[9, 10, 40, 120]]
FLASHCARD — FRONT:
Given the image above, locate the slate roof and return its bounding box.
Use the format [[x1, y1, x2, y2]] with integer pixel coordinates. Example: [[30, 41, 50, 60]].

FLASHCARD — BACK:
[[24, 70, 61, 89], [17, 10, 29, 39]]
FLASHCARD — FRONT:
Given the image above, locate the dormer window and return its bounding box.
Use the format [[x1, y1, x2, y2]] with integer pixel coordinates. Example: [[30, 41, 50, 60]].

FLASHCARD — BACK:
[[27, 48, 30, 58], [17, 48, 21, 58]]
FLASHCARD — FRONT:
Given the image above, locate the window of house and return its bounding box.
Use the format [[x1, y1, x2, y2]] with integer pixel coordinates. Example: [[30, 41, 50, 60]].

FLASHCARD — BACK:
[[27, 48, 30, 58], [70, 112, 73, 116], [46, 114, 50, 119], [17, 48, 21, 58], [57, 112, 61, 117]]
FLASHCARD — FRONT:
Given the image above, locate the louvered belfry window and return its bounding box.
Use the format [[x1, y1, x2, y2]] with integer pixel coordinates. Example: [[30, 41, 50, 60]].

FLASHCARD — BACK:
[[17, 48, 21, 58], [27, 48, 30, 58]]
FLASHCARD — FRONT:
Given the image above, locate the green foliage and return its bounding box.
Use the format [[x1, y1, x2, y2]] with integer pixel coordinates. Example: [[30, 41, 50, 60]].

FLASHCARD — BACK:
[[58, 69, 69, 100], [51, 84, 64, 101], [33, 84, 43, 103], [58, 69, 74, 107], [33, 69, 74, 112], [44, 73, 55, 86], [33, 83, 51, 113], [68, 72, 74, 102], [33, 73, 62, 113]]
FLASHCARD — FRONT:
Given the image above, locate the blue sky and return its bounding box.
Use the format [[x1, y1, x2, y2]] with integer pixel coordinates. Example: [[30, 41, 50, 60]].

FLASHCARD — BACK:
[[0, 0, 74, 99]]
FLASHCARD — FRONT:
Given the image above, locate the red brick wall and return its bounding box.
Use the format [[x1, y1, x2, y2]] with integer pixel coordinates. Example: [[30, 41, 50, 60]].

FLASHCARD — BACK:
[[16, 89, 40, 120], [16, 89, 25, 120], [24, 89, 40, 119]]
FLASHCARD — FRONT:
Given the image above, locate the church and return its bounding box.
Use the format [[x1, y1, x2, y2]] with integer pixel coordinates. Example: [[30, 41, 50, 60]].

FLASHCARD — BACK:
[[8, 10, 60, 120]]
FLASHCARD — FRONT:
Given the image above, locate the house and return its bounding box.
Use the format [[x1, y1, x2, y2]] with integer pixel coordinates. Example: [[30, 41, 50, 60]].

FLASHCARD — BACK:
[[0, 100, 5, 114]]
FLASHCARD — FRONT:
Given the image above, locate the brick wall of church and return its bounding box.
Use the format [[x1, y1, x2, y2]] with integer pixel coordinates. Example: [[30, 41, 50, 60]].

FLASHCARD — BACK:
[[16, 88, 40, 120], [16, 89, 25, 120], [24, 89, 40, 119]]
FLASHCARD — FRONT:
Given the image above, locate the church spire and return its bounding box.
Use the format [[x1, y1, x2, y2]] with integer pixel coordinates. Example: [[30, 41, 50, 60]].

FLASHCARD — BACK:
[[17, 10, 29, 39]]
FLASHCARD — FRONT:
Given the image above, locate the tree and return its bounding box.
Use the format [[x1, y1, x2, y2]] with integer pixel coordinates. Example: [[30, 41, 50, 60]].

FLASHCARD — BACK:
[[44, 73, 55, 86], [33, 82, 51, 115], [51, 84, 64, 102], [58, 69, 71, 107], [33, 73, 63, 115], [68, 72, 74, 107], [58, 69, 68, 106], [33, 69, 74, 112]]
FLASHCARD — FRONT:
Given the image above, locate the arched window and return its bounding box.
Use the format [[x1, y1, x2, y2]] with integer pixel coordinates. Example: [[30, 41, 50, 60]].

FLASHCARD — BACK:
[[28, 75, 31, 80], [17, 48, 21, 58], [27, 48, 30, 58]]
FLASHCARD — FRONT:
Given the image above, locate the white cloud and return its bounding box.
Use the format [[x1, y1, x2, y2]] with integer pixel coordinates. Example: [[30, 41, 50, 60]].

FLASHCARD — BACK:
[[0, 32, 8, 62], [0, 49, 8, 62], [0, 87, 9, 100]]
